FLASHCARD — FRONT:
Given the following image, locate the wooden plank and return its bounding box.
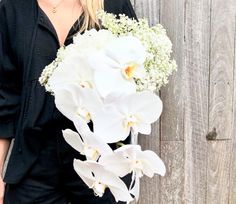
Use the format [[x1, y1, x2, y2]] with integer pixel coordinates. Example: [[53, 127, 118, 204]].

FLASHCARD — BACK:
[[229, 15, 236, 204], [207, 141, 231, 204], [209, 0, 236, 140], [207, 1, 236, 203], [159, 0, 185, 142], [160, 141, 184, 203], [183, 0, 211, 203], [158, 0, 185, 203]]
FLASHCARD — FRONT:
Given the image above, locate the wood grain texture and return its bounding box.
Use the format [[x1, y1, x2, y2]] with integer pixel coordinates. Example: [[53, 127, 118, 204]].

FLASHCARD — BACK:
[[206, 0, 236, 203], [183, 0, 211, 203], [160, 141, 184, 204], [159, 0, 185, 203], [159, 0, 185, 142], [207, 141, 231, 203], [209, 0, 236, 140], [229, 15, 236, 204], [134, 0, 160, 25]]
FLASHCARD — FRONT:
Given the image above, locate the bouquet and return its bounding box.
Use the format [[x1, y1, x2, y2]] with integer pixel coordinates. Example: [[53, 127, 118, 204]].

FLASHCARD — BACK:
[[39, 11, 177, 203]]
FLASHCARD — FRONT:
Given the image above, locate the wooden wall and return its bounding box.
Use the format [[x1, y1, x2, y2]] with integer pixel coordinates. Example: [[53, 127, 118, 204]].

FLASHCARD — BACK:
[[131, 0, 236, 203]]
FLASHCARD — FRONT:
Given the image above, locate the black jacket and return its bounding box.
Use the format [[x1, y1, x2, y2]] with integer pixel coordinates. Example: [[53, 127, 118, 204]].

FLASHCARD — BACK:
[[0, 0, 137, 184]]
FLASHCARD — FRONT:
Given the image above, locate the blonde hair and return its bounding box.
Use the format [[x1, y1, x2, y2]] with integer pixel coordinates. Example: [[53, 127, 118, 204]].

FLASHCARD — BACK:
[[79, 0, 104, 32]]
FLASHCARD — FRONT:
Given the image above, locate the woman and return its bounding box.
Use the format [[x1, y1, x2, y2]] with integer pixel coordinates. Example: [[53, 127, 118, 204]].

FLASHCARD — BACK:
[[0, 0, 137, 203]]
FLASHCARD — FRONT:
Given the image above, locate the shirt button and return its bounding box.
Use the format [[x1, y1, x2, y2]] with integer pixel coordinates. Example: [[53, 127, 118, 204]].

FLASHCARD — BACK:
[[18, 148, 22, 153]]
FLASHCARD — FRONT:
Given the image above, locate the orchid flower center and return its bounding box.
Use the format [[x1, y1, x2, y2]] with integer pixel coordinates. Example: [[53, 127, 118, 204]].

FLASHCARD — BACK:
[[92, 181, 107, 197], [124, 115, 139, 130], [133, 160, 144, 178], [76, 107, 91, 122], [122, 63, 137, 80], [79, 80, 93, 89], [84, 145, 100, 161]]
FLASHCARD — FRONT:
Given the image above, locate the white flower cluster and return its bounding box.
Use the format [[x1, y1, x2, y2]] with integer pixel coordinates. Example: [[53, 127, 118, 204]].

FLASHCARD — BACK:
[[38, 12, 174, 202], [98, 11, 177, 91]]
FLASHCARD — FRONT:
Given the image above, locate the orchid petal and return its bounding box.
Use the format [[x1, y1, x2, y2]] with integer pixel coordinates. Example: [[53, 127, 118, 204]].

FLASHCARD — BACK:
[[49, 56, 94, 91], [93, 105, 130, 143], [89, 51, 120, 72], [115, 91, 163, 123], [99, 153, 131, 177], [53, 86, 79, 120], [130, 175, 140, 201], [104, 36, 146, 65], [62, 129, 84, 154], [53, 84, 103, 122], [141, 150, 166, 177], [94, 69, 136, 98], [73, 117, 113, 159], [74, 160, 133, 202], [92, 163, 133, 202], [73, 159, 94, 188]]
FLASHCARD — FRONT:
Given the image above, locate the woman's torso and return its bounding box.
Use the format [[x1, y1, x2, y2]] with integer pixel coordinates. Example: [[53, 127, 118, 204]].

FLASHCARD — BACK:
[[3, 0, 136, 184]]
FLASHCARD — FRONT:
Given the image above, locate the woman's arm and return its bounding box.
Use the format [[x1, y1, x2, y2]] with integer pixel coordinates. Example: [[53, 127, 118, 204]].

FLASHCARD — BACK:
[[0, 139, 10, 202], [0, 0, 21, 140], [0, 139, 11, 176]]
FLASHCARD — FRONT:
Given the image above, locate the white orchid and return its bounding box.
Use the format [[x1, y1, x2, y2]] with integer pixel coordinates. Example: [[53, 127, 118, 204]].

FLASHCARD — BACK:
[[63, 127, 112, 161], [53, 84, 103, 123], [73, 160, 133, 203], [88, 36, 146, 98], [100, 144, 166, 178], [93, 91, 163, 143], [99, 144, 166, 200], [48, 55, 94, 92]]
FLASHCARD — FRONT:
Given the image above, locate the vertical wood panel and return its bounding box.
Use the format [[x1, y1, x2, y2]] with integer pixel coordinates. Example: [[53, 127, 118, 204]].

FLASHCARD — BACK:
[[184, 0, 211, 203], [159, 0, 185, 203], [209, 0, 236, 140], [159, 0, 185, 142], [229, 15, 236, 204], [207, 0, 236, 203]]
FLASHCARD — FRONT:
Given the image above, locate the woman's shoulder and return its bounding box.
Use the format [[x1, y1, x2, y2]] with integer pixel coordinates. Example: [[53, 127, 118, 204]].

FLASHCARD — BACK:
[[0, 0, 34, 14], [0, 0, 36, 25], [0, 0, 23, 9]]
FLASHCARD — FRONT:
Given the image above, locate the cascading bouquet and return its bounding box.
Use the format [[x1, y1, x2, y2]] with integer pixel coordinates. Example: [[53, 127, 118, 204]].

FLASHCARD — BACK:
[[39, 11, 177, 203]]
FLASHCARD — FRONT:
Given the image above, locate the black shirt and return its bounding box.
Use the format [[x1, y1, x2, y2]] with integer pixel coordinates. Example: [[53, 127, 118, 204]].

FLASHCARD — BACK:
[[0, 0, 137, 184]]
